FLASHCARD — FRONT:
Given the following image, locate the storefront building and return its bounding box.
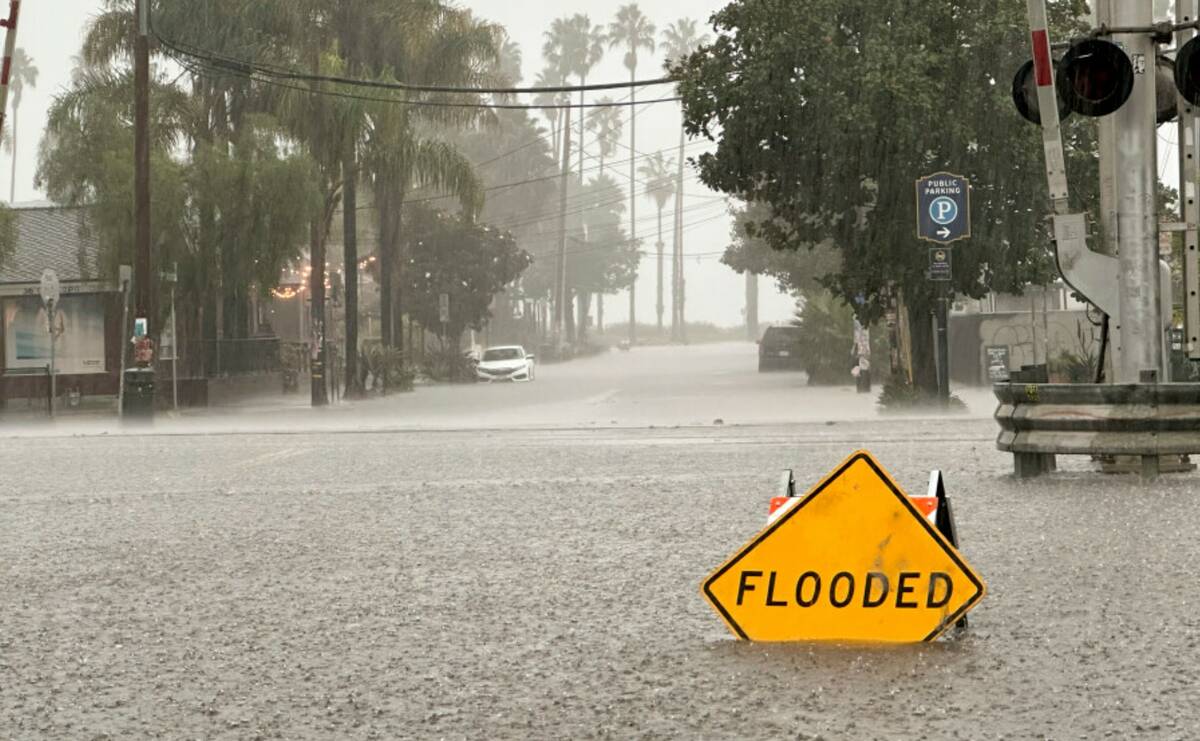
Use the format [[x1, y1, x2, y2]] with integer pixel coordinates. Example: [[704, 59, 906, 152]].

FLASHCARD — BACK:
[[0, 207, 121, 409]]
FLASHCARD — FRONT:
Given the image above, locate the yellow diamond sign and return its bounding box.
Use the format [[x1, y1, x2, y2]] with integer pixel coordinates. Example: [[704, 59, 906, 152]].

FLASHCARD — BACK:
[[702, 451, 985, 643]]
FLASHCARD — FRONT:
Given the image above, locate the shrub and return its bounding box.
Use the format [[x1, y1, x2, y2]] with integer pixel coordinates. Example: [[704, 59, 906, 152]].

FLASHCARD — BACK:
[[877, 379, 968, 413], [422, 346, 478, 383], [364, 346, 414, 394]]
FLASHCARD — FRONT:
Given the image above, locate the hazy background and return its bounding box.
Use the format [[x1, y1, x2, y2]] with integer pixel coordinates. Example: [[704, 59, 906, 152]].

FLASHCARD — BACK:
[[11, 0, 799, 330]]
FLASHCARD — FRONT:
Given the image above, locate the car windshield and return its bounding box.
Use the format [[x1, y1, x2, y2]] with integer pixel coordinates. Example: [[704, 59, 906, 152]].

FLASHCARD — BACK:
[[483, 348, 523, 362]]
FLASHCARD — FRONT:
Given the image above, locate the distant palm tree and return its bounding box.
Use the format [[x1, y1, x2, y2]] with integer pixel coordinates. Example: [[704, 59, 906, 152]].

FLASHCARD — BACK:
[[607, 3, 656, 344], [640, 152, 676, 333], [587, 101, 623, 177], [496, 36, 523, 87], [534, 66, 568, 165], [7, 48, 37, 204], [661, 19, 709, 341], [562, 14, 605, 178]]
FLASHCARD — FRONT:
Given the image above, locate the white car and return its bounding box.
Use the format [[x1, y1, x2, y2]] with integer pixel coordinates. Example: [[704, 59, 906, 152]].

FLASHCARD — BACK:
[[476, 345, 536, 383]]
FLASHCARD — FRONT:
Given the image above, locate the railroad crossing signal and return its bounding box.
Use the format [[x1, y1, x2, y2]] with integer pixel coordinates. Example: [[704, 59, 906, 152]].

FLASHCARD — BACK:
[[1014, 34, 1200, 123], [702, 451, 985, 643], [916, 173, 971, 244]]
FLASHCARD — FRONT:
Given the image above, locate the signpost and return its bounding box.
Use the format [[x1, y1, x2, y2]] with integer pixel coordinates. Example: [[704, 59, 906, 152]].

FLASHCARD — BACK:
[[702, 451, 985, 643], [917, 173, 970, 403], [929, 248, 953, 282], [916, 173, 971, 244], [40, 269, 60, 417]]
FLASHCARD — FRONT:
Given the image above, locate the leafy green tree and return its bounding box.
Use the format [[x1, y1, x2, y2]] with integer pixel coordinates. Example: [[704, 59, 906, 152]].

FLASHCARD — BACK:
[[568, 174, 639, 326], [607, 3, 656, 342], [674, 0, 1091, 391], [724, 201, 842, 299], [400, 206, 532, 341], [639, 151, 675, 332]]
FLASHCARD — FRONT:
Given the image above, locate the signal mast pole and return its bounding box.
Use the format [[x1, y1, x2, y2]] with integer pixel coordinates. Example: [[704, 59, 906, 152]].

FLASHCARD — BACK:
[[1111, 0, 1165, 383], [1178, 0, 1200, 362]]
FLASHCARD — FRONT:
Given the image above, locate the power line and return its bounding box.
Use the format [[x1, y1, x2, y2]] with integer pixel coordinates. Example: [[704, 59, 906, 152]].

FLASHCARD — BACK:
[[153, 19, 677, 96], [170, 52, 681, 111], [521, 210, 731, 260]]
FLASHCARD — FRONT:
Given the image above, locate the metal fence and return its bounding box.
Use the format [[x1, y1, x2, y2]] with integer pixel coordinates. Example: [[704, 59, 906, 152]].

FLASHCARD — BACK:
[[176, 338, 284, 378]]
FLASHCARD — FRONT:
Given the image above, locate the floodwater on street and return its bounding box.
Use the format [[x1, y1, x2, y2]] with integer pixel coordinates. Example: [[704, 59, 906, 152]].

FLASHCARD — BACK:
[[2, 342, 1198, 739]]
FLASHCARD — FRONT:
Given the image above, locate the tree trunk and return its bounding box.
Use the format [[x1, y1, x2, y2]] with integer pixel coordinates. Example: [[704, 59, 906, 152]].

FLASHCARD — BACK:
[[9, 102, 17, 204], [379, 194, 394, 350], [343, 145, 361, 397], [906, 295, 939, 395], [745, 271, 759, 340], [566, 290, 577, 344], [576, 292, 589, 344], [597, 294, 604, 334], [395, 189, 406, 352], [310, 217, 329, 406]]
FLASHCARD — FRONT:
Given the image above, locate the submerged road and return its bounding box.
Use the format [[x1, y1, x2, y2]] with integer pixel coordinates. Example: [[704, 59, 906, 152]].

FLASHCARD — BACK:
[[2, 343, 1197, 738]]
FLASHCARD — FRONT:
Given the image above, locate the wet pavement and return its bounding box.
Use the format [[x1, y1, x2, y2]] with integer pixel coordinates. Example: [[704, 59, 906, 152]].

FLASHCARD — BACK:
[[2, 343, 1198, 739]]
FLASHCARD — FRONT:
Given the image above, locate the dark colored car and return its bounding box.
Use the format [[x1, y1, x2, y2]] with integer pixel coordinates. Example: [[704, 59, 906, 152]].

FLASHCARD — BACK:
[[758, 325, 805, 372]]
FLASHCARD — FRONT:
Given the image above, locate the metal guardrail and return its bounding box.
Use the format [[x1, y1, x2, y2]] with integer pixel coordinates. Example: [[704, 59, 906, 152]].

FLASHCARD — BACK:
[[994, 380, 1200, 477]]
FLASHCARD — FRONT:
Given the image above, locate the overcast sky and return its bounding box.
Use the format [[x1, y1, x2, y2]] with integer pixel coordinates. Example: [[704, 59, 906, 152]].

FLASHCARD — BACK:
[[15, 1, 796, 329]]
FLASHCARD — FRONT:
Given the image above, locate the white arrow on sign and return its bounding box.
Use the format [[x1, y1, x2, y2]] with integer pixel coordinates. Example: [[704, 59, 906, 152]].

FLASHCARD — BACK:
[[937, 227, 951, 239]]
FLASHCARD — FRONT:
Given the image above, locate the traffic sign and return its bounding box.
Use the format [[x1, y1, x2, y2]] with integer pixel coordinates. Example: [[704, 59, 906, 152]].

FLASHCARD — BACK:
[[40, 269, 60, 307], [916, 172, 971, 244], [702, 451, 985, 643], [929, 247, 953, 281]]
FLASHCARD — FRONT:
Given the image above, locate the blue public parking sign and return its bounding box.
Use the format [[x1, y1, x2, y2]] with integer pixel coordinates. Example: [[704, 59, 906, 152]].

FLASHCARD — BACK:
[[916, 172, 971, 244]]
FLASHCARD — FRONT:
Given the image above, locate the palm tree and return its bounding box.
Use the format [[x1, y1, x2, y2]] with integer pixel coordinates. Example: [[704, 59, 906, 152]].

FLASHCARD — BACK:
[[496, 36, 523, 87], [360, 4, 497, 352], [534, 66, 567, 164], [586, 102, 623, 177], [639, 152, 676, 333], [563, 14, 605, 179], [607, 4, 656, 344], [7, 48, 37, 204], [661, 18, 710, 342]]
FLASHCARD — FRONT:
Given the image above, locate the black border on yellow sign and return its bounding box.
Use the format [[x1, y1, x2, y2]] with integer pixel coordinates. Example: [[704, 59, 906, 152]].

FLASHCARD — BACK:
[[701, 451, 986, 642]]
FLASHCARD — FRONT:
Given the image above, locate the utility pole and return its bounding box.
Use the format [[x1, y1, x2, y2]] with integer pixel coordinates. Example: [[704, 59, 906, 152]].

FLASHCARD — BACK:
[[135, 0, 152, 331], [629, 81, 638, 347], [1112, 0, 1165, 383], [555, 105, 572, 348], [673, 123, 686, 343]]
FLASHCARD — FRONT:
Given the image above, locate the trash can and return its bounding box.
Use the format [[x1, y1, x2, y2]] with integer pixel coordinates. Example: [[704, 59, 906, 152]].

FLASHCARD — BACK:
[[123, 368, 156, 420]]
